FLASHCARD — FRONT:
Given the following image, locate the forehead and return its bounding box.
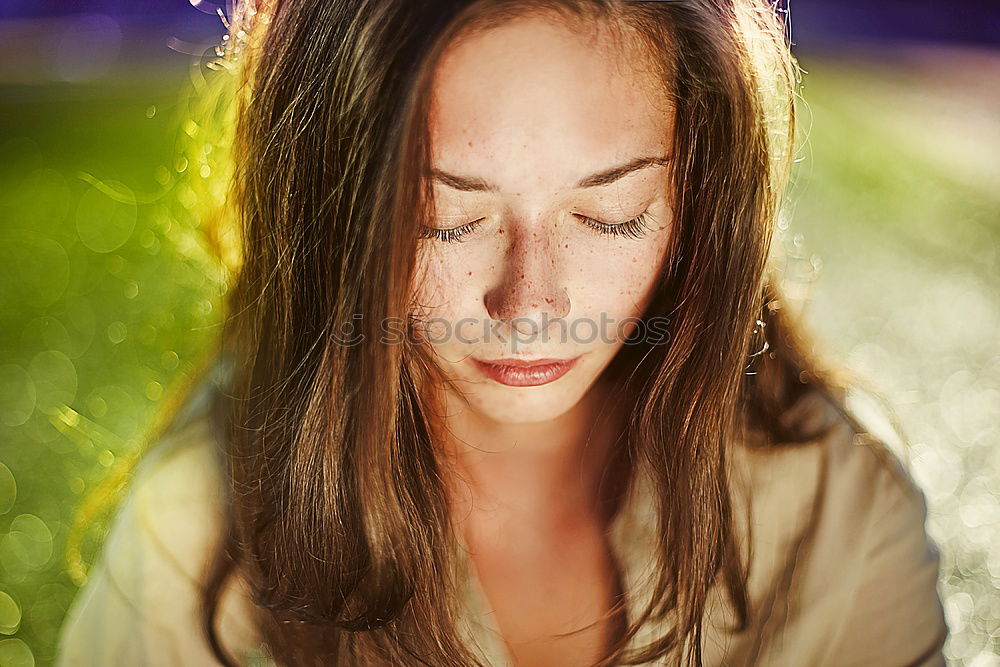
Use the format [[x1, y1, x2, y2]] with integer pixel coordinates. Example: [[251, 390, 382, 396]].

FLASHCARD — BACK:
[[427, 13, 673, 192]]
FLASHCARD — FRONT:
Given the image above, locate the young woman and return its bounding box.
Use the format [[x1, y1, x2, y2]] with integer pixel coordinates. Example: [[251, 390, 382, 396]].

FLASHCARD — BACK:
[[56, 1, 948, 665]]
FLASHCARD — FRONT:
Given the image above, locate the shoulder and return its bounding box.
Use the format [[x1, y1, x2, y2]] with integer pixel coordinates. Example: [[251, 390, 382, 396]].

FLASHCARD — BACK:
[[726, 389, 948, 666], [732, 388, 934, 546], [123, 415, 226, 566], [55, 413, 265, 666]]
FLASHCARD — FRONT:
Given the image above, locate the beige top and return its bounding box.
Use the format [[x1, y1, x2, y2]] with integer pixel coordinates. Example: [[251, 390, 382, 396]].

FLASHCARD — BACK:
[[54, 391, 948, 666]]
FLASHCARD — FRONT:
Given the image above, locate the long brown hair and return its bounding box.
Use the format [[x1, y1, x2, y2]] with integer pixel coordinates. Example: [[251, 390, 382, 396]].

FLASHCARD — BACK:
[[167, 1, 876, 665]]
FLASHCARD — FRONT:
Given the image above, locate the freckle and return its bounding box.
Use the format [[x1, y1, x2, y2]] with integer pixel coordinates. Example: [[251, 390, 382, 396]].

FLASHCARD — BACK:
[[632, 256, 637, 263], [467, 271, 472, 276]]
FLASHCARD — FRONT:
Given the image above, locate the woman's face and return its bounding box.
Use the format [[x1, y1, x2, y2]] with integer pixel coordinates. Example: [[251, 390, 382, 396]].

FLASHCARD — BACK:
[[411, 14, 674, 425]]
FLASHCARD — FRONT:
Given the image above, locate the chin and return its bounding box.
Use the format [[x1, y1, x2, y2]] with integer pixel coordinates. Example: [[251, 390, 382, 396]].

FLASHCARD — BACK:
[[464, 385, 588, 424]]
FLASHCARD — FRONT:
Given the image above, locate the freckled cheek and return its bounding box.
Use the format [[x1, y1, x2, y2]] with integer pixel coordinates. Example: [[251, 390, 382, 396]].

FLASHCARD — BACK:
[[614, 268, 657, 316], [410, 251, 479, 319], [629, 242, 670, 312], [570, 244, 666, 318]]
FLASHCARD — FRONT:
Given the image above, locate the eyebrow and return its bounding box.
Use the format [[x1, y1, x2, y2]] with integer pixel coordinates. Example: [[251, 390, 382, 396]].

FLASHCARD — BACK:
[[429, 154, 673, 192]]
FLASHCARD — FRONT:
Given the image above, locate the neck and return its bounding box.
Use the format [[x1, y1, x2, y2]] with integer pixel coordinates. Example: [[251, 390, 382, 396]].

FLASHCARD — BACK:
[[439, 378, 629, 549]]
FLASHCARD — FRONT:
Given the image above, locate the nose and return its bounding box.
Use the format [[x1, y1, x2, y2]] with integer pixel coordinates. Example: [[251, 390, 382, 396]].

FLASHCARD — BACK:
[[483, 223, 571, 338]]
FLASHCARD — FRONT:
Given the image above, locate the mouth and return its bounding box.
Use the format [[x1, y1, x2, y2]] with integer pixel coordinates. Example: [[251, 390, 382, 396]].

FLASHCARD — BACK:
[[471, 355, 581, 387]]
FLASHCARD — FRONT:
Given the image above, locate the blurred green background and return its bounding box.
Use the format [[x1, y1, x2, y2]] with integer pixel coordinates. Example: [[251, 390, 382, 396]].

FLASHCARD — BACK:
[[0, 3, 998, 666], [0, 81, 226, 665]]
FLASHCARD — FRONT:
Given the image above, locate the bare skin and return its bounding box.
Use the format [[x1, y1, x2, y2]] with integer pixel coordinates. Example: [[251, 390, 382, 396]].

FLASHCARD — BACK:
[[444, 380, 632, 665], [412, 12, 675, 667]]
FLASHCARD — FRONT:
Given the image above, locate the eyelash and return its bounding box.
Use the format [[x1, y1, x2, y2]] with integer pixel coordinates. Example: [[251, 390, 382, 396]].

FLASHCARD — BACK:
[[420, 212, 652, 244], [419, 218, 485, 244], [575, 212, 652, 240]]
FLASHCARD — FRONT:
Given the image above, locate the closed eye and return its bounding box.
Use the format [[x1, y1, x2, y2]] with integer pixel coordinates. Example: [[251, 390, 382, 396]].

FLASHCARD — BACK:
[[574, 212, 652, 240], [419, 211, 653, 244], [418, 218, 486, 243]]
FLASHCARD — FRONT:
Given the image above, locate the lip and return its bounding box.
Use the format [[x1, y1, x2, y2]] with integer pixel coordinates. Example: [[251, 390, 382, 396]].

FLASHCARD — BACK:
[[472, 356, 581, 387]]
